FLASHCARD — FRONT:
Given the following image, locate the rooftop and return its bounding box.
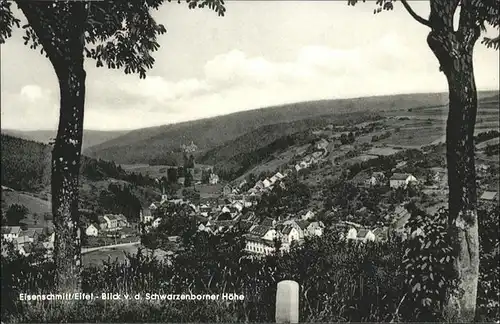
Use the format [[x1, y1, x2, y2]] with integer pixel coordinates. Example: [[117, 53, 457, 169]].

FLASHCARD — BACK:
[[480, 191, 498, 201], [249, 225, 273, 237], [1, 226, 21, 235], [243, 234, 275, 247], [390, 173, 412, 180], [356, 229, 371, 238], [295, 220, 310, 230], [261, 217, 275, 227]]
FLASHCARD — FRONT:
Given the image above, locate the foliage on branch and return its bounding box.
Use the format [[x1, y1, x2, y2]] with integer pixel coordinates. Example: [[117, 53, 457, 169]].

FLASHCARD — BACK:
[[347, 0, 499, 50], [402, 207, 454, 320], [1, 0, 225, 78]]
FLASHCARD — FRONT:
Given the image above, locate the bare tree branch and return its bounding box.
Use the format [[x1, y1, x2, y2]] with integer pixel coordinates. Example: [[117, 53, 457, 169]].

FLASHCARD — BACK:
[[400, 0, 431, 28]]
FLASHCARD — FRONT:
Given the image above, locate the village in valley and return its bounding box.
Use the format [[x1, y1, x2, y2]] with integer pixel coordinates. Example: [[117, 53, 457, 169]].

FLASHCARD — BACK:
[[3, 106, 498, 265]]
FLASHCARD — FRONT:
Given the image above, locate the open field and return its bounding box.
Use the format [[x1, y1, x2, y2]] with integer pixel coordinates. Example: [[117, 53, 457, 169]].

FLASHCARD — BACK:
[[82, 244, 140, 267], [477, 137, 500, 150], [121, 164, 215, 180], [235, 150, 295, 183], [2, 190, 51, 216], [121, 164, 173, 178], [377, 127, 445, 147], [196, 183, 224, 197], [82, 244, 171, 267], [84, 92, 497, 165]]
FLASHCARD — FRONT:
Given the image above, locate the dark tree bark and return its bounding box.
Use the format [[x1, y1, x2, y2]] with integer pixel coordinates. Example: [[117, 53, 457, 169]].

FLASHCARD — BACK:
[[16, 2, 88, 293], [50, 52, 86, 293], [426, 1, 482, 320]]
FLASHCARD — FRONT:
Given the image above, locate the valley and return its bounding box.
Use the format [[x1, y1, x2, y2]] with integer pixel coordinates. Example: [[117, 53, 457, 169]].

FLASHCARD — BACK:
[[1, 91, 499, 268]]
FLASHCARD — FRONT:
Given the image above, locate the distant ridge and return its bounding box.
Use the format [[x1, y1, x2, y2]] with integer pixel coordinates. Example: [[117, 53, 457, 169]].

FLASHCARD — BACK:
[[83, 91, 498, 164], [0, 129, 129, 150]]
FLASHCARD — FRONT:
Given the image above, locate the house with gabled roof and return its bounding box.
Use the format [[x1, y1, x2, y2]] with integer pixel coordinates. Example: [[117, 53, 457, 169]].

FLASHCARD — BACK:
[[17, 228, 39, 244], [353, 229, 376, 242], [295, 220, 309, 237], [248, 225, 276, 241], [306, 221, 325, 237], [85, 224, 99, 237], [241, 211, 257, 223], [16, 234, 32, 246], [480, 191, 498, 202], [345, 227, 358, 240], [209, 173, 220, 185], [243, 234, 276, 255], [17, 242, 32, 256], [248, 187, 259, 195], [238, 220, 255, 232], [316, 138, 329, 150], [210, 220, 238, 233], [115, 214, 129, 228], [369, 172, 386, 186], [223, 185, 233, 196], [390, 205, 411, 234], [152, 217, 162, 228], [279, 225, 301, 244], [238, 179, 247, 189], [301, 210, 315, 221], [232, 201, 244, 213], [140, 208, 154, 224], [275, 172, 285, 180], [103, 214, 120, 231], [263, 179, 272, 188], [254, 180, 265, 190], [97, 216, 108, 230], [1, 226, 21, 241], [260, 217, 276, 227], [390, 173, 417, 189], [373, 227, 390, 242]]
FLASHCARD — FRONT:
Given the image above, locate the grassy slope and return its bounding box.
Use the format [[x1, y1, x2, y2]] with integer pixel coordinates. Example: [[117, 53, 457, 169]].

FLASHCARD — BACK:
[[86, 92, 492, 164], [1, 134, 160, 219], [2, 191, 51, 216], [228, 93, 498, 182]]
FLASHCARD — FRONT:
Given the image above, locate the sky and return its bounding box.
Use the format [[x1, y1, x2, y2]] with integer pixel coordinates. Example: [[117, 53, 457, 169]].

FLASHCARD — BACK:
[[1, 1, 499, 131]]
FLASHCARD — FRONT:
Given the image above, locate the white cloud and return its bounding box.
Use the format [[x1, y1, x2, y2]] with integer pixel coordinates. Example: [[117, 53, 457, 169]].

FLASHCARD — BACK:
[[2, 32, 498, 131], [20, 85, 48, 102], [204, 50, 278, 86], [114, 75, 210, 103], [1, 87, 58, 130]]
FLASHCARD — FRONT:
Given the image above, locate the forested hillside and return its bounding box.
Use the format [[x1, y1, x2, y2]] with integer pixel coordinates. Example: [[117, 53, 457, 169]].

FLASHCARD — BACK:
[[1, 129, 128, 150], [1, 134, 160, 221], [199, 112, 382, 180], [85, 92, 480, 164], [0, 134, 52, 192]]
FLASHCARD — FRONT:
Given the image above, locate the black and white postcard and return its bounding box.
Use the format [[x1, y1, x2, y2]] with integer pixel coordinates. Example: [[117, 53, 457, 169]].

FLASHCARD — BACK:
[[1, 0, 499, 322]]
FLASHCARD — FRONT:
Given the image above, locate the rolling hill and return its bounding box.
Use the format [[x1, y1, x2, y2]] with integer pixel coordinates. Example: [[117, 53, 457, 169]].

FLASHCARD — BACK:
[[1, 134, 161, 222], [0, 129, 128, 150], [85, 91, 489, 164]]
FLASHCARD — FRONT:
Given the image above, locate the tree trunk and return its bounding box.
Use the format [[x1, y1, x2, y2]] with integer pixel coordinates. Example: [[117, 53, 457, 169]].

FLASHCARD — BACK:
[[15, 1, 88, 294], [428, 31, 480, 322], [51, 58, 86, 293]]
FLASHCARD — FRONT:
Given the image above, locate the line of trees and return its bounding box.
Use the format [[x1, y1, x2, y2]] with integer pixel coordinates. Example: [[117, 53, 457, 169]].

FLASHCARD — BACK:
[[371, 131, 392, 142], [475, 130, 500, 144]]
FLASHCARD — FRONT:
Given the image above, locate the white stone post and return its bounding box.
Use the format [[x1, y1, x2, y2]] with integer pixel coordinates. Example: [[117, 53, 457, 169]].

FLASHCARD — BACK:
[[275, 280, 299, 323]]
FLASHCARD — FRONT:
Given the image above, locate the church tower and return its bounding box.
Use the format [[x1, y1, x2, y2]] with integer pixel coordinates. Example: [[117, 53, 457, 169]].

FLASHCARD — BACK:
[[161, 184, 168, 203]]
